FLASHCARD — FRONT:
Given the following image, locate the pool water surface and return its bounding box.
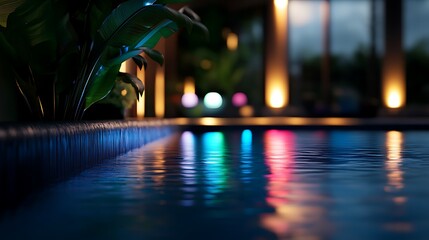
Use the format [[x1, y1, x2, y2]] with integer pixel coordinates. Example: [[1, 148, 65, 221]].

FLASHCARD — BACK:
[[2, 129, 429, 239]]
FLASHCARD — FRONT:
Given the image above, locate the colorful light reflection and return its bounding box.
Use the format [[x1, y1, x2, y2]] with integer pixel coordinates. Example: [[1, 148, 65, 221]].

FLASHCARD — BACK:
[[261, 130, 328, 238], [202, 132, 227, 203], [261, 130, 295, 237], [180, 131, 197, 186]]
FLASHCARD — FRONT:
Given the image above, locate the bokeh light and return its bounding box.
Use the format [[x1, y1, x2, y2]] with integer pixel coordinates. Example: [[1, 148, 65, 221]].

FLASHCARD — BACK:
[[386, 91, 402, 109], [204, 92, 223, 109], [181, 93, 199, 108], [227, 32, 238, 51], [232, 92, 248, 107], [239, 106, 254, 117]]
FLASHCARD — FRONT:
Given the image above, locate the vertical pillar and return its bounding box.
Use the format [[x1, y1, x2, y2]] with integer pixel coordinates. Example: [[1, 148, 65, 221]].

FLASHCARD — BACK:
[[145, 50, 157, 117], [164, 34, 179, 117], [367, 0, 377, 102], [155, 39, 166, 118], [322, 0, 331, 107], [383, 0, 405, 109], [265, 0, 289, 109]]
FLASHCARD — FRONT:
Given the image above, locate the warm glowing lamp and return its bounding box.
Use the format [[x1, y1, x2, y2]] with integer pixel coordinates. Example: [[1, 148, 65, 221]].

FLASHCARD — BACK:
[[204, 92, 223, 109], [266, 0, 289, 109], [268, 88, 286, 108], [386, 91, 402, 109], [227, 32, 238, 51], [274, 0, 288, 9]]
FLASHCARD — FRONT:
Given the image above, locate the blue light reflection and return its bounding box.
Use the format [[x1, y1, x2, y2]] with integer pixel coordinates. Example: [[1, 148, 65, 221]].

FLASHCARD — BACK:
[[202, 132, 227, 204], [241, 129, 253, 178]]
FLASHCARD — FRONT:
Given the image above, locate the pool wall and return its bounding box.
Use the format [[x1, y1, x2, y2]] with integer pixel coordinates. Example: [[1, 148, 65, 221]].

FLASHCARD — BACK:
[[0, 120, 178, 209]]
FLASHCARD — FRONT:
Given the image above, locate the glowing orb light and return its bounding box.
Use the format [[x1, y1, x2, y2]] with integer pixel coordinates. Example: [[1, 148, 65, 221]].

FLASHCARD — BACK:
[[204, 92, 223, 109], [181, 93, 199, 108], [232, 92, 248, 107]]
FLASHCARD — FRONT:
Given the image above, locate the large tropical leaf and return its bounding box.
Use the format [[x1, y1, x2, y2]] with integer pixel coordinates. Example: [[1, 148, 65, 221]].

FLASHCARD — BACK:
[[140, 47, 164, 65], [85, 64, 121, 110], [0, 0, 23, 27], [96, 4, 186, 48], [6, 0, 56, 47], [84, 1, 205, 112]]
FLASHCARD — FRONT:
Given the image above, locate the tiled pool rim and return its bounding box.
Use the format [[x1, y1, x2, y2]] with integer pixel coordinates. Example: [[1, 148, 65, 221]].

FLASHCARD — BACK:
[[0, 119, 178, 209]]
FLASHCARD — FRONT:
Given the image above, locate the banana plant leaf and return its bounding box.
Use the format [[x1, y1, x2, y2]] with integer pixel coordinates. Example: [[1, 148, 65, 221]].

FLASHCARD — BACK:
[[1, 0, 206, 120], [84, 1, 207, 111], [0, 0, 23, 27]]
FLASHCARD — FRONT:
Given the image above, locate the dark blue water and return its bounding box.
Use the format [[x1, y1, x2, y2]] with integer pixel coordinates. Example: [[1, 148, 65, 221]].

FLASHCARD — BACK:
[[2, 129, 429, 240]]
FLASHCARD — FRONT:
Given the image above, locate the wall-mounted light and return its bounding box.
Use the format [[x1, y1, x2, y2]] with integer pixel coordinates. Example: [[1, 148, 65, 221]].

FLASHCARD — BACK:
[[386, 90, 402, 109], [268, 87, 286, 108], [266, 0, 289, 109], [383, 74, 405, 109], [274, 0, 288, 10]]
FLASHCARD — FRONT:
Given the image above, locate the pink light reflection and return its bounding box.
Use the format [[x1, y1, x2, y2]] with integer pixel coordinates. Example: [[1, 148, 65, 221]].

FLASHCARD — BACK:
[[261, 130, 331, 239], [263, 130, 295, 207]]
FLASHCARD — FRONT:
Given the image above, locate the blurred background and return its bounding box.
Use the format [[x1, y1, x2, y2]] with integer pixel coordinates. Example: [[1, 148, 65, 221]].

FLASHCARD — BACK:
[[129, 0, 428, 119], [4, 0, 429, 120]]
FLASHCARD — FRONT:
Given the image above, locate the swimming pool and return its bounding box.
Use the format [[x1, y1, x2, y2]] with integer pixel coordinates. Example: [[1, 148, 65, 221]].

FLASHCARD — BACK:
[[2, 129, 429, 239]]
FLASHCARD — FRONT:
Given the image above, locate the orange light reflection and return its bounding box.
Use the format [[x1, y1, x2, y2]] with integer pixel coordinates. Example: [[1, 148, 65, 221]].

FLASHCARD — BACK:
[[385, 131, 404, 191]]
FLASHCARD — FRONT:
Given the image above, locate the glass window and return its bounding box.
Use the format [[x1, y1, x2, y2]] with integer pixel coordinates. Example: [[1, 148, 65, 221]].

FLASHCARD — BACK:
[[404, 0, 429, 106], [289, 0, 324, 110]]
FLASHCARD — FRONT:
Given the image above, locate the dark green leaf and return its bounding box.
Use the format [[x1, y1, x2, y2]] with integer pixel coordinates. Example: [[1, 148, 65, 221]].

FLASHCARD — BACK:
[[0, 0, 23, 27], [85, 64, 121, 110], [117, 72, 144, 99], [97, 3, 195, 49], [140, 47, 164, 66], [179, 6, 200, 21], [104, 18, 178, 66], [132, 54, 147, 70]]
